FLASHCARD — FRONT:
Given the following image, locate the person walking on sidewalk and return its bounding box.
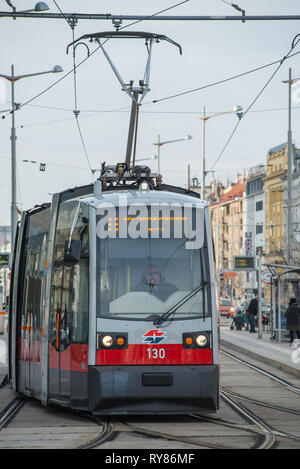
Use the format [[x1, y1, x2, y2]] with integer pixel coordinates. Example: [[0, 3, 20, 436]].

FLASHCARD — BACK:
[[234, 307, 244, 331], [247, 295, 258, 333], [285, 298, 300, 344]]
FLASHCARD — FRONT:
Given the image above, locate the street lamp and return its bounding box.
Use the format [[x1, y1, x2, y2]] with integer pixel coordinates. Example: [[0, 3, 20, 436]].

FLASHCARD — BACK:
[[0, 64, 63, 247], [282, 69, 300, 266], [153, 134, 193, 174], [4, 2, 49, 18], [198, 105, 243, 199]]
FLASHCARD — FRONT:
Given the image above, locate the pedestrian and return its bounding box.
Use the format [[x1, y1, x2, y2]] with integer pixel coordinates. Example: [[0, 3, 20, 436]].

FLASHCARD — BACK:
[[234, 308, 244, 331], [285, 298, 300, 345], [247, 295, 258, 333]]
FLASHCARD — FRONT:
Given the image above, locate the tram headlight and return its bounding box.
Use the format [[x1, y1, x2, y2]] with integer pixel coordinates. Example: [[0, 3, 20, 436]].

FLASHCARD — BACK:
[[182, 331, 210, 349], [97, 332, 128, 349], [195, 334, 208, 347], [139, 181, 149, 193], [101, 334, 114, 347]]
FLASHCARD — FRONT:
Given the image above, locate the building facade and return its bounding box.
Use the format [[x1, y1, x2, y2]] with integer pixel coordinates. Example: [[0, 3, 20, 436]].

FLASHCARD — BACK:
[[281, 148, 300, 303], [243, 166, 265, 296], [263, 143, 288, 269], [210, 178, 246, 299]]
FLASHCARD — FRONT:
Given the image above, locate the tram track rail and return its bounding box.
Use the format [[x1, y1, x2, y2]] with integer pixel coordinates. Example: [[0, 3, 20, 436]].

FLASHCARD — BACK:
[[79, 348, 300, 450], [221, 386, 300, 416], [83, 398, 277, 450], [77, 419, 115, 449], [220, 391, 276, 449], [0, 345, 298, 449], [0, 396, 26, 430], [113, 419, 231, 450], [221, 349, 300, 395], [217, 347, 300, 447]]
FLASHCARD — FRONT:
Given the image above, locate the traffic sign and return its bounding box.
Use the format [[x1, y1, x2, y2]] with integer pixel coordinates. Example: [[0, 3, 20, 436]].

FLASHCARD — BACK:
[[261, 269, 272, 284], [223, 271, 237, 278], [0, 253, 9, 265]]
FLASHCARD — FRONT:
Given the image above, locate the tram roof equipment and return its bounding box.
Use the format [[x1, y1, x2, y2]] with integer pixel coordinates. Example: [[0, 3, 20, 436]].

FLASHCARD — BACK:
[[67, 30, 183, 188]]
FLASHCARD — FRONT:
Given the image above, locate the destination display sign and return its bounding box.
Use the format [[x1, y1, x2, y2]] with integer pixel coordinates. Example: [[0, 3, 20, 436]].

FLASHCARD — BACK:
[[233, 255, 255, 271]]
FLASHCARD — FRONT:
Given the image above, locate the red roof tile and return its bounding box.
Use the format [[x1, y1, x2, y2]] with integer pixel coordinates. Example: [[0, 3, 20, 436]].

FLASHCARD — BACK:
[[217, 180, 246, 204]]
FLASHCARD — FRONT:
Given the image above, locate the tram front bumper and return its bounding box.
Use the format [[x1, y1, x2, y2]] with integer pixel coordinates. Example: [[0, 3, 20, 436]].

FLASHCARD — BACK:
[[88, 365, 219, 415]]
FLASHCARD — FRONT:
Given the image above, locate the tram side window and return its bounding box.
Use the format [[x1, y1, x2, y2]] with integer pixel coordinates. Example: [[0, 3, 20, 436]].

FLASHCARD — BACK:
[[50, 201, 89, 350], [20, 208, 50, 340]]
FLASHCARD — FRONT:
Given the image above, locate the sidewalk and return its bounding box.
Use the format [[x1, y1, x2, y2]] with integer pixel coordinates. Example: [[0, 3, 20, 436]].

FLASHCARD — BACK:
[[220, 326, 300, 378]]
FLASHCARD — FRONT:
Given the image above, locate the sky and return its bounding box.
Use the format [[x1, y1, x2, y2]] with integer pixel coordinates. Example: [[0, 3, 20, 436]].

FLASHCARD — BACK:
[[0, 0, 300, 226]]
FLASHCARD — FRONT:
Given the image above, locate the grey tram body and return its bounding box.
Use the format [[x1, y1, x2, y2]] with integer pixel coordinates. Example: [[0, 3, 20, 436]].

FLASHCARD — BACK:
[[9, 182, 220, 415]]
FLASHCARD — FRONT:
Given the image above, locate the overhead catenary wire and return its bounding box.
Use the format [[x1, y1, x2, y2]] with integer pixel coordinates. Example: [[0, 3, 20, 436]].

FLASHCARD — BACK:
[[2, 5, 299, 183], [7, 103, 300, 132], [0, 1, 193, 119], [118, 0, 192, 30], [0, 5, 298, 120], [10, 102, 300, 115], [52, 0, 94, 177], [150, 48, 300, 105], [5, 46, 299, 124], [0, 0, 195, 205], [50, 0, 193, 177], [208, 34, 300, 172]]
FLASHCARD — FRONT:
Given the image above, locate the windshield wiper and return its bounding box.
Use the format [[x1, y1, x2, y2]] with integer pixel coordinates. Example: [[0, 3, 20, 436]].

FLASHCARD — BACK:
[[150, 281, 212, 326]]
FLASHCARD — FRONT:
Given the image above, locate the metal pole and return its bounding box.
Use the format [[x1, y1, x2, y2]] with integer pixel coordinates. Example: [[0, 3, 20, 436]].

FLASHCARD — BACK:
[[187, 164, 190, 190], [157, 134, 161, 174], [272, 278, 276, 340], [258, 250, 262, 338], [201, 107, 205, 200], [1, 12, 300, 21], [10, 64, 17, 248], [287, 67, 293, 266], [125, 90, 139, 167], [216, 218, 220, 299], [278, 277, 281, 342], [270, 275, 273, 339]]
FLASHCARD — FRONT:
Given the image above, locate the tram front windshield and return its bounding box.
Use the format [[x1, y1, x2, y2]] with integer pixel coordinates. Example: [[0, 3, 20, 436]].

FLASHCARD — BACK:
[[96, 235, 211, 321]]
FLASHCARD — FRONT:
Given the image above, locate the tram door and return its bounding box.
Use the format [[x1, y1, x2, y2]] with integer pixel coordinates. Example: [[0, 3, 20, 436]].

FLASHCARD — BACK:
[[49, 264, 72, 404], [16, 209, 50, 397], [48, 199, 89, 406]]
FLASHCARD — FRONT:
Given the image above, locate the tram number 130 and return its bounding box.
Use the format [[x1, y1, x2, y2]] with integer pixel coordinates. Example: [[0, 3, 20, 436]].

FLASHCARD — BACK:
[[146, 348, 166, 359]]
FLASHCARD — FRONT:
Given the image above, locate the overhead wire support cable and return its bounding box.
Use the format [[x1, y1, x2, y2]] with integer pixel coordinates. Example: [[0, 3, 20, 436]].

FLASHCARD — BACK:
[[117, 0, 191, 30], [4, 4, 298, 118], [151, 48, 300, 104], [0, 2, 191, 120], [52, 0, 94, 177], [208, 34, 300, 172], [46, 1, 190, 176], [4, 47, 300, 129]]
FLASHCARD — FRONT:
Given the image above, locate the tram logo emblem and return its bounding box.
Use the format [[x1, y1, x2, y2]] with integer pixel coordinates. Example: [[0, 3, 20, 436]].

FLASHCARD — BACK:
[[143, 329, 166, 344]]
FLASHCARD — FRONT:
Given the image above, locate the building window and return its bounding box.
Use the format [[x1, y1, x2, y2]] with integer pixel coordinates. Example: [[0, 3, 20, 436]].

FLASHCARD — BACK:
[[256, 200, 263, 211], [256, 225, 263, 234]]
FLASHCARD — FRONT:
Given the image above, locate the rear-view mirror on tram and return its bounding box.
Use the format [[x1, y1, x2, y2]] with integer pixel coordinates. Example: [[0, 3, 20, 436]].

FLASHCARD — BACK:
[[64, 239, 81, 263]]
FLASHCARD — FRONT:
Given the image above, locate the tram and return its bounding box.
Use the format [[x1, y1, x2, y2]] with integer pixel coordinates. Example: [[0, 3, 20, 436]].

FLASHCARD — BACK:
[[8, 30, 219, 415], [8, 174, 219, 414]]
